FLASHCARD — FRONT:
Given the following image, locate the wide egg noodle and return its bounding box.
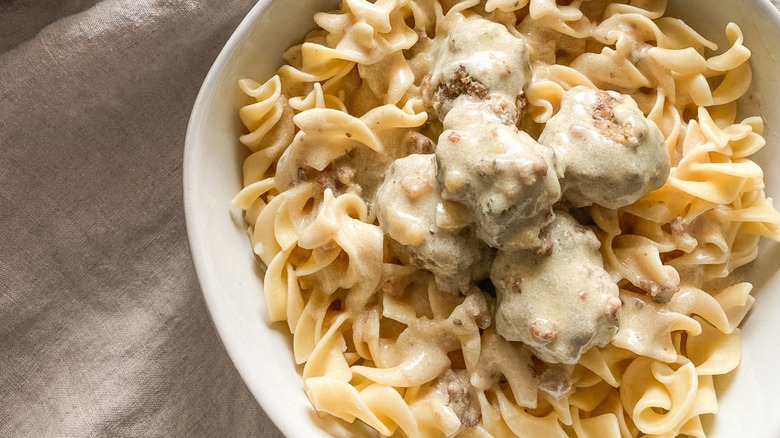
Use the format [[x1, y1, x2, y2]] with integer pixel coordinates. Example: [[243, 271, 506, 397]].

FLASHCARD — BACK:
[[231, 0, 780, 436]]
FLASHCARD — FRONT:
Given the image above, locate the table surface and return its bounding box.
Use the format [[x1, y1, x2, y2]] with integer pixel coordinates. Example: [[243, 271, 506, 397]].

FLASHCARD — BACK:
[[1, 1, 778, 437]]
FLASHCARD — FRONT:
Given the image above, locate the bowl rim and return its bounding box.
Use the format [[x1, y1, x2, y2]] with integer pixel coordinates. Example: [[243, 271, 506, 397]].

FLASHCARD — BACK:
[[182, 0, 290, 435]]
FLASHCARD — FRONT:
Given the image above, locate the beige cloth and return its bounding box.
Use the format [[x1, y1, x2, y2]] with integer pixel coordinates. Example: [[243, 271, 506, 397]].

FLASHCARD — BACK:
[[1, 1, 779, 437], [0, 1, 281, 436]]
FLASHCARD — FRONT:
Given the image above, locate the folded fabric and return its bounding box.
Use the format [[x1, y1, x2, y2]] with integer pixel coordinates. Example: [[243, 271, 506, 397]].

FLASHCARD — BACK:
[[0, 1, 280, 436]]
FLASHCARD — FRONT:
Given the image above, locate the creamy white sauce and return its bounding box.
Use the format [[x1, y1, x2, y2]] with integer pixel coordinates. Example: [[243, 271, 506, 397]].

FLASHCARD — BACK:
[[436, 98, 561, 251], [491, 210, 621, 364], [375, 154, 493, 292], [539, 85, 669, 209], [423, 15, 531, 122]]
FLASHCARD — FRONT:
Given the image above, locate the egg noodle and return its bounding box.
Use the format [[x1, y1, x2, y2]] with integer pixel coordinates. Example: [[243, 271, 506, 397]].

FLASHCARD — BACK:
[[231, 0, 780, 436]]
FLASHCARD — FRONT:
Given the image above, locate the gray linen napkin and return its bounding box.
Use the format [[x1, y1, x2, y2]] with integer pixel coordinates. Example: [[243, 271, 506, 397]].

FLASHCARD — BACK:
[[0, 1, 281, 436], [2, 1, 779, 437]]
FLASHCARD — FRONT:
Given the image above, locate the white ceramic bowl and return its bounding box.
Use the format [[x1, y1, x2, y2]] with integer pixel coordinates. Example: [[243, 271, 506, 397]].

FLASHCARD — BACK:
[[183, 1, 780, 436]]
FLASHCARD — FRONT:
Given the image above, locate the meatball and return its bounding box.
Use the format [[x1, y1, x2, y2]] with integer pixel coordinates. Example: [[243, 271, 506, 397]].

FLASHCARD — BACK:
[[375, 154, 492, 293], [435, 99, 562, 251], [433, 370, 481, 429], [422, 15, 531, 123], [538, 86, 669, 209], [491, 210, 621, 364]]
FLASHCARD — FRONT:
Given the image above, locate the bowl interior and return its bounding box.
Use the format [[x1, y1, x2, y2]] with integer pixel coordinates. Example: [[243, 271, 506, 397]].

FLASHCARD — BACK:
[[184, 1, 780, 436]]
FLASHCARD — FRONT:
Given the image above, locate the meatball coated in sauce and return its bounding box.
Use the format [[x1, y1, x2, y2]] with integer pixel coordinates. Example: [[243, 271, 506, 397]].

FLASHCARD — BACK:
[[431, 370, 481, 429], [375, 154, 492, 293], [422, 16, 531, 122], [435, 99, 561, 251], [539, 86, 669, 209], [491, 210, 621, 364]]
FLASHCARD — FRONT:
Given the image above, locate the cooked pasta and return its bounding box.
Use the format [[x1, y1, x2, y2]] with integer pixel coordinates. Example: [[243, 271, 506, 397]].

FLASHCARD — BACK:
[[231, 0, 780, 436]]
